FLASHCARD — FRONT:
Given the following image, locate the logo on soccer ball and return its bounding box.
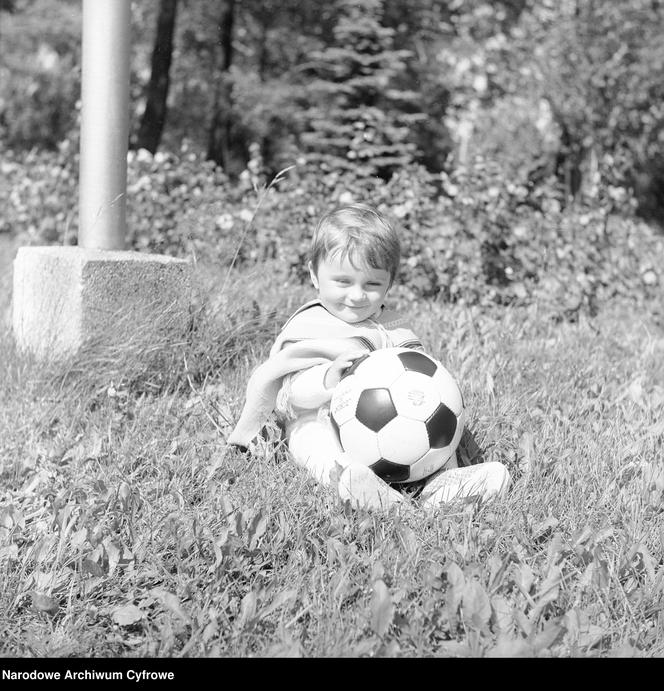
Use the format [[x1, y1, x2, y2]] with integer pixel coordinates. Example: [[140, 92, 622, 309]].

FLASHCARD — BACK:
[[407, 389, 426, 406], [332, 392, 352, 413]]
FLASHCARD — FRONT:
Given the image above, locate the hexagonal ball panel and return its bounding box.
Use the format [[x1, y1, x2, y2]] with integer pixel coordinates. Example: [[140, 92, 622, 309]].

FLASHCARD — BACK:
[[431, 365, 464, 416], [390, 371, 442, 422], [352, 348, 406, 388], [339, 417, 382, 466], [426, 402, 458, 449], [356, 388, 397, 432], [377, 416, 429, 465], [409, 447, 453, 482]]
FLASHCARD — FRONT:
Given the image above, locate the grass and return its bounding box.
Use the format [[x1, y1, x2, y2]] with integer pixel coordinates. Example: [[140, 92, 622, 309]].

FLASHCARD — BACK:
[[0, 234, 663, 658]]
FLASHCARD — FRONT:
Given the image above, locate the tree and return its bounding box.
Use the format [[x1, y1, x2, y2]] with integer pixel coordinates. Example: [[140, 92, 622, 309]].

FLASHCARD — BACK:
[[496, 0, 664, 210], [206, 0, 243, 173], [134, 0, 179, 153], [299, 0, 426, 180]]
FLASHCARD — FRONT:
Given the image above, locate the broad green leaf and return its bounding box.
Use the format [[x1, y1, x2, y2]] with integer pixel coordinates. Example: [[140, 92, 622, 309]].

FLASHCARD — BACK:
[[564, 608, 607, 650], [445, 562, 466, 611], [532, 514, 559, 542], [514, 563, 535, 594], [236, 591, 257, 630], [490, 595, 514, 634], [580, 549, 609, 591], [151, 588, 191, 624], [69, 527, 88, 550], [0, 544, 18, 561], [518, 432, 534, 475], [118, 481, 132, 511], [532, 618, 566, 653], [461, 580, 491, 629], [530, 565, 562, 621], [247, 510, 268, 551], [261, 589, 298, 619], [32, 592, 59, 614], [486, 636, 533, 658], [111, 603, 144, 627], [103, 537, 122, 577], [370, 579, 394, 637], [81, 558, 104, 577]]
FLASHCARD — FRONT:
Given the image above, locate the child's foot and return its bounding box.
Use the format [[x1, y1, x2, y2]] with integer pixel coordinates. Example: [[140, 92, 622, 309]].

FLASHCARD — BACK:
[[420, 461, 510, 509], [338, 463, 405, 512]]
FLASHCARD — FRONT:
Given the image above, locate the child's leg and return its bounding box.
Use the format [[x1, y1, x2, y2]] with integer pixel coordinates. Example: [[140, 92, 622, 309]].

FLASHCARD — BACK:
[[287, 417, 404, 511], [337, 463, 405, 512], [287, 416, 342, 484], [420, 458, 510, 508]]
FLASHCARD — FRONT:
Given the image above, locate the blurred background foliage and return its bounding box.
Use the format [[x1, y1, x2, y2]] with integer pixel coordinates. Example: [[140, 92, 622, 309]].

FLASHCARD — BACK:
[[1, 0, 663, 318]]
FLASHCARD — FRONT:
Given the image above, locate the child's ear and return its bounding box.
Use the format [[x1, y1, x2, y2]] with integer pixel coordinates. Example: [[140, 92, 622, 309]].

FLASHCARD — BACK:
[[308, 261, 319, 290]]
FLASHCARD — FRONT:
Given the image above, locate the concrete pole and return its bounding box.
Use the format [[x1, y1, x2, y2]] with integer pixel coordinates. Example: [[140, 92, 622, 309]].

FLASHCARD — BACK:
[[78, 0, 131, 250]]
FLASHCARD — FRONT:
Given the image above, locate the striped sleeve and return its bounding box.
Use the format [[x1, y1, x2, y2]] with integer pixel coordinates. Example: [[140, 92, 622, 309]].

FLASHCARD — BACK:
[[396, 337, 424, 350]]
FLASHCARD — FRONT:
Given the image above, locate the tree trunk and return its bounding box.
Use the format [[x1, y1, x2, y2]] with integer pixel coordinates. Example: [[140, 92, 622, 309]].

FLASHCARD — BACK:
[[135, 0, 178, 153], [206, 0, 236, 169]]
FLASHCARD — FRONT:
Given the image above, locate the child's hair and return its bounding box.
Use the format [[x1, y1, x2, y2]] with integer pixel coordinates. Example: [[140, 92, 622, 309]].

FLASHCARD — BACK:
[[310, 203, 400, 284]]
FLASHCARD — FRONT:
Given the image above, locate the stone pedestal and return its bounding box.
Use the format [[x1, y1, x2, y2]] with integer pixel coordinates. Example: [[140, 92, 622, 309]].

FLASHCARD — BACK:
[[12, 246, 192, 361]]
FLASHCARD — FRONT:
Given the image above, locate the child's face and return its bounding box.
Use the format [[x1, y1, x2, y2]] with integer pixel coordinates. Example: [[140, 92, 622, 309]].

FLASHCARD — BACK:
[[309, 253, 391, 324]]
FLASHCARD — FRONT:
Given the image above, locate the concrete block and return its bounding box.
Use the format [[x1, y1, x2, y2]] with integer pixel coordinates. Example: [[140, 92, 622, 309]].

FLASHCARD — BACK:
[[12, 246, 192, 361]]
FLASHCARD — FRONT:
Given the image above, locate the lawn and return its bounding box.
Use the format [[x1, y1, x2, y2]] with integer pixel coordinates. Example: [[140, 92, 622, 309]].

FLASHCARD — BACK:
[[0, 232, 663, 658]]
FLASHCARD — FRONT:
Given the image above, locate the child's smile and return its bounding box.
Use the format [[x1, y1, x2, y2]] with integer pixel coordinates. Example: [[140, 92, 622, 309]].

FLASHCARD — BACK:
[[310, 254, 391, 324]]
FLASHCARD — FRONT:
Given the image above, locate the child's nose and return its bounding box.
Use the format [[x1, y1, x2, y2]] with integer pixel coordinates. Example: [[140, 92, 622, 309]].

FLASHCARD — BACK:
[[349, 285, 366, 301]]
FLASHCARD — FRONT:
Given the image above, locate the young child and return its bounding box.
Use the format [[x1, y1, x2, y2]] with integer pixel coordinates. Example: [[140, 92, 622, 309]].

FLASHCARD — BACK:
[[228, 204, 510, 511]]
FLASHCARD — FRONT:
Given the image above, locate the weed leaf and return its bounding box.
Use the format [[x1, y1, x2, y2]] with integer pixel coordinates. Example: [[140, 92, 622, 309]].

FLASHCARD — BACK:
[[81, 558, 104, 577], [490, 595, 513, 634], [103, 538, 122, 576], [370, 579, 394, 637], [32, 592, 59, 614], [518, 433, 534, 475], [532, 617, 566, 653], [532, 514, 559, 542], [0, 544, 18, 562], [247, 510, 268, 551], [530, 565, 562, 622], [237, 591, 257, 630], [486, 636, 532, 657], [564, 608, 606, 650], [69, 527, 88, 551], [261, 589, 297, 619], [461, 580, 491, 629], [445, 562, 466, 611], [151, 588, 191, 624], [111, 603, 144, 626], [514, 563, 535, 594]]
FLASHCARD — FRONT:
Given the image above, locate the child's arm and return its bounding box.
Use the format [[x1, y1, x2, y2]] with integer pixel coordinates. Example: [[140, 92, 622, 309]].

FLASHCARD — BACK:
[[289, 350, 366, 409], [287, 364, 331, 409]]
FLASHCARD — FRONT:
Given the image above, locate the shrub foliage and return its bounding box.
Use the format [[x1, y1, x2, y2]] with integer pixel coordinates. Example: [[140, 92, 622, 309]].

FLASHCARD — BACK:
[[2, 143, 661, 325]]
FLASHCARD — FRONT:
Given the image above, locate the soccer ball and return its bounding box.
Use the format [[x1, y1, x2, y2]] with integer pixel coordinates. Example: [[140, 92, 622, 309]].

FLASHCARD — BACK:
[[330, 347, 464, 483]]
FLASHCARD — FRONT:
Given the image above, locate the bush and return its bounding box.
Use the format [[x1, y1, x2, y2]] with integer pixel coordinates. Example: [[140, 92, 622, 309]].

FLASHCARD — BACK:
[[0, 0, 81, 151], [2, 143, 662, 323]]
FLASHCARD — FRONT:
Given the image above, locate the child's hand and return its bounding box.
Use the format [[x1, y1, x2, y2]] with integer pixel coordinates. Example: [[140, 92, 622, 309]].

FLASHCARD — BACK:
[[324, 350, 366, 389]]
